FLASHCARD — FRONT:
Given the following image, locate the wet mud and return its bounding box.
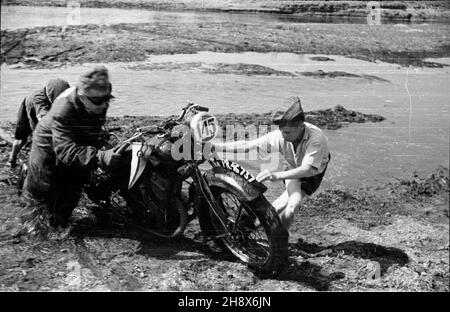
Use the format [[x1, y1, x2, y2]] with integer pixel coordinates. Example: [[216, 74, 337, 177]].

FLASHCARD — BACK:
[[2, 21, 450, 69]]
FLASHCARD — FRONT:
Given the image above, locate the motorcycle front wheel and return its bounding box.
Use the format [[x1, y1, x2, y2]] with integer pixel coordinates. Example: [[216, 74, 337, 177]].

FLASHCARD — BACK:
[[198, 186, 288, 277]]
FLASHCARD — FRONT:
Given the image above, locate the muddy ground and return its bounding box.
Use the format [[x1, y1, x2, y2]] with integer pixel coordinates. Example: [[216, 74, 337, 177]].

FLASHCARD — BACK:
[[0, 110, 448, 292]]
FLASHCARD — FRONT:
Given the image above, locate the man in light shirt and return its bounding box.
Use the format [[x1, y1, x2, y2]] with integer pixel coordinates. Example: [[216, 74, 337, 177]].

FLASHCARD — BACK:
[[213, 96, 331, 231]]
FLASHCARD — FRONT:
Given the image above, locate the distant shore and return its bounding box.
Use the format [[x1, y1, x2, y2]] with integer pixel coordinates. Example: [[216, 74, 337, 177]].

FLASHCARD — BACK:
[[2, 0, 450, 21]]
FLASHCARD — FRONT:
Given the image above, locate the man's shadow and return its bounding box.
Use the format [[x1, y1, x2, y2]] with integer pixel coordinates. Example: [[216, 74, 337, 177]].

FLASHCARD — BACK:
[[276, 238, 410, 290], [276, 260, 345, 291], [292, 239, 409, 275]]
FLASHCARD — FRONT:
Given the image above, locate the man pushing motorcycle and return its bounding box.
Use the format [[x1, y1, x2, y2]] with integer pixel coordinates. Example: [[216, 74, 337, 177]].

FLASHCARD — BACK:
[[212, 96, 331, 233], [19, 66, 128, 239]]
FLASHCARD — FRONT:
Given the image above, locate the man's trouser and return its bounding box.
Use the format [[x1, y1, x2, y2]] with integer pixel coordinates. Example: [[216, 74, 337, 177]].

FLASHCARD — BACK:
[[23, 164, 84, 227], [298, 153, 331, 196]]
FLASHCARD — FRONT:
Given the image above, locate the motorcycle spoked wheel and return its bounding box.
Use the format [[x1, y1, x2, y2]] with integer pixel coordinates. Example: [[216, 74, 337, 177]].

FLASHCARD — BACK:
[[198, 186, 288, 277]]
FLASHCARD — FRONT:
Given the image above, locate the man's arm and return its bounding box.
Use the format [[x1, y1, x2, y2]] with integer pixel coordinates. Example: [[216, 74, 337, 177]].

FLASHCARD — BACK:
[[213, 132, 275, 154], [256, 135, 328, 182], [51, 114, 99, 169], [274, 164, 318, 180], [213, 140, 256, 154], [256, 164, 318, 182], [33, 92, 52, 121]]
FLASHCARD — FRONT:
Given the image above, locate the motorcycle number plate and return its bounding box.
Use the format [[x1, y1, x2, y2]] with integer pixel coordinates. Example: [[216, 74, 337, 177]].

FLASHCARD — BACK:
[[212, 159, 256, 183], [190, 112, 219, 143]]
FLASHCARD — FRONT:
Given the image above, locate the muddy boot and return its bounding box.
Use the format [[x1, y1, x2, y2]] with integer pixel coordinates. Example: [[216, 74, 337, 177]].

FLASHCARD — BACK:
[[17, 204, 53, 240], [47, 223, 75, 241]]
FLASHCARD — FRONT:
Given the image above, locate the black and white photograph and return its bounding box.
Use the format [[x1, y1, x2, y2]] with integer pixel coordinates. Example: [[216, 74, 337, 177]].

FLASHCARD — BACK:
[[0, 0, 448, 297]]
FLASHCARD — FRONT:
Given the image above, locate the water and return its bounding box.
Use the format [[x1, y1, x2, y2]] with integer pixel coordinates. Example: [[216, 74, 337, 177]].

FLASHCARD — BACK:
[[1, 5, 445, 30], [1, 52, 449, 187], [1, 6, 449, 188]]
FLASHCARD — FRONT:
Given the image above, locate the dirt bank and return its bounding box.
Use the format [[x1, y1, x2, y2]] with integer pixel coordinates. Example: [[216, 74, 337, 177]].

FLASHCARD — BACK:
[[2, 20, 450, 69], [3, 0, 450, 21], [0, 111, 448, 292]]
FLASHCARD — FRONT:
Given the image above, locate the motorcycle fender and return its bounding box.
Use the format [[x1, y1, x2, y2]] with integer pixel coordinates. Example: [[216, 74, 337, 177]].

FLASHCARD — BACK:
[[128, 142, 154, 189], [203, 167, 266, 202]]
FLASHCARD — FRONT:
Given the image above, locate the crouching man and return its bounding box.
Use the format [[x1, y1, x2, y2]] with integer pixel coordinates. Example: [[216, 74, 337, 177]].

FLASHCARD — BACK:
[[212, 96, 331, 232], [8, 78, 70, 167], [21, 66, 127, 239]]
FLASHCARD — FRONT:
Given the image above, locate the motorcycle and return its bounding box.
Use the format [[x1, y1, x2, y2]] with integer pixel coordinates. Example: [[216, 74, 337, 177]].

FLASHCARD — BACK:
[[21, 101, 289, 276]]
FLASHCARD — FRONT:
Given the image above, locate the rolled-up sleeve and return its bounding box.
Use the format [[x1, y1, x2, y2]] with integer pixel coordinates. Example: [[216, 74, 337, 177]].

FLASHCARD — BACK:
[[302, 137, 329, 173]]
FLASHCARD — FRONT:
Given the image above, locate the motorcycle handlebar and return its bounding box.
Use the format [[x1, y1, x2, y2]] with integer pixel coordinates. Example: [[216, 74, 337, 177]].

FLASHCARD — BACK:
[[194, 105, 209, 112]]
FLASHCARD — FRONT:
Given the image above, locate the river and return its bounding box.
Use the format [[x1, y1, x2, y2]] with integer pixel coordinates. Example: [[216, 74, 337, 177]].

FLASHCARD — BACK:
[[1, 5, 444, 30]]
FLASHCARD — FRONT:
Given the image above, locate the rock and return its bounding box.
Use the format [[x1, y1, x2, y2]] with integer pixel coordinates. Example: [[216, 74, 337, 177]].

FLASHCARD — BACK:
[[309, 56, 335, 62]]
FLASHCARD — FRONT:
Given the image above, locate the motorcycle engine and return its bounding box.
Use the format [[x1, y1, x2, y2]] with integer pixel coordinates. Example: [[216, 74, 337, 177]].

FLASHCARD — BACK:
[[149, 171, 172, 202], [156, 140, 173, 161]]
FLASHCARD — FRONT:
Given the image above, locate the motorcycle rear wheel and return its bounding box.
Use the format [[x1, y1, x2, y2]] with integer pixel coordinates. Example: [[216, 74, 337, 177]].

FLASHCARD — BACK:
[[198, 186, 288, 277]]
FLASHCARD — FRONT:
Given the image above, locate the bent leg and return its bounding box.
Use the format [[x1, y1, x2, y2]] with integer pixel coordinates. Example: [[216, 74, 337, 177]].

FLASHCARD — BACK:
[[48, 185, 82, 227], [271, 190, 289, 212], [8, 139, 26, 166], [10, 100, 31, 166], [277, 179, 307, 231]]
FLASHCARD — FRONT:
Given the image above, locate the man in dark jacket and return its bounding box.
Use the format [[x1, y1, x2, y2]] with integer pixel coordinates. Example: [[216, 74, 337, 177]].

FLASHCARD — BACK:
[[8, 78, 70, 167], [21, 66, 126, 239]]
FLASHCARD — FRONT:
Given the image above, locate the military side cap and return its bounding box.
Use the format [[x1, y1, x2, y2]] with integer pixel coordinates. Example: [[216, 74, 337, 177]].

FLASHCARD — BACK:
[[271, 96, 305, 125]]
